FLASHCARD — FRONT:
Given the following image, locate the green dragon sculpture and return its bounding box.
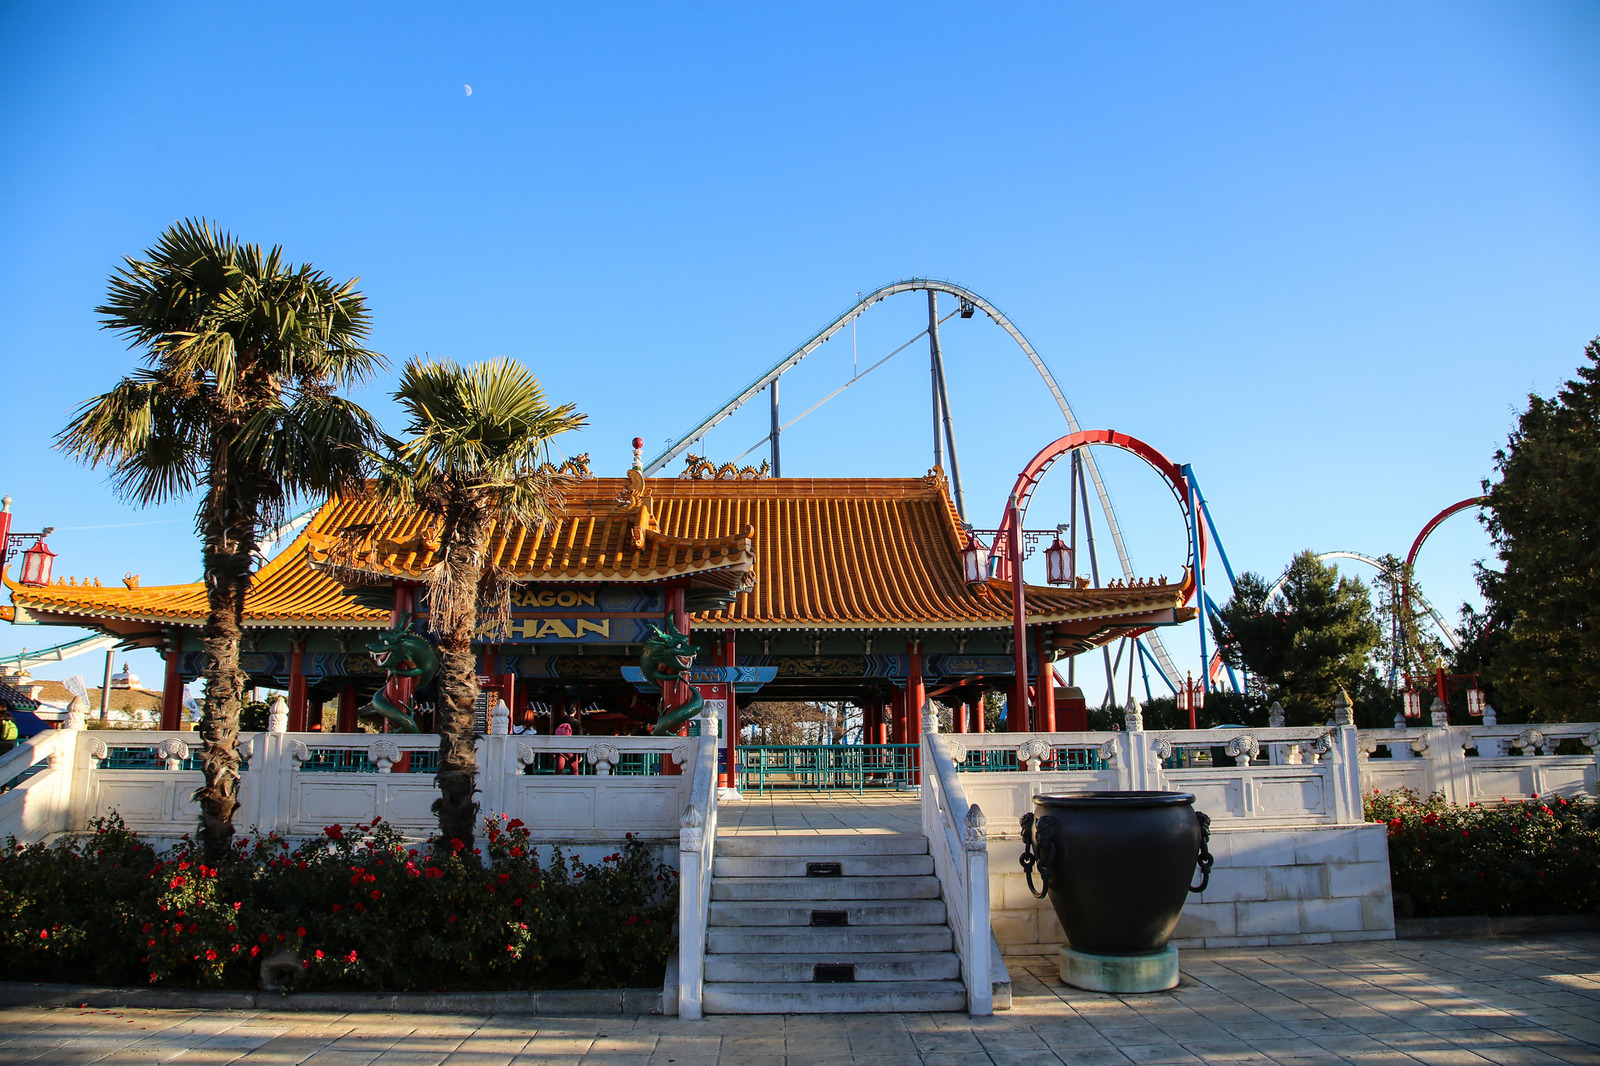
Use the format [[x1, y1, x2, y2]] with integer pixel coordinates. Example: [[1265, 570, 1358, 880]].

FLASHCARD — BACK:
[[363, 618, 438, 733], [641, 618, 704, 736]]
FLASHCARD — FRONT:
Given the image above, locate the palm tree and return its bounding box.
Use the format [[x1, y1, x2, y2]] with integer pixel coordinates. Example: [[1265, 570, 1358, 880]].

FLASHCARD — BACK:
[[58, 219, 384, 862], [377, 357, 586, 853]]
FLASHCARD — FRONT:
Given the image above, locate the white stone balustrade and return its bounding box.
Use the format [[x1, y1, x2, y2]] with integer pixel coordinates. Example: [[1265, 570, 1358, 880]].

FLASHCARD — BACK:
[[920, 705, 995, 1015], [0, 729, 701, 849]]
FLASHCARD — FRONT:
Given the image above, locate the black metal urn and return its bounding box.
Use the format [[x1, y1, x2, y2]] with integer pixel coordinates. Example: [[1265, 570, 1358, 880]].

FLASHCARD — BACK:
[[1020, 791, 1212, 955]]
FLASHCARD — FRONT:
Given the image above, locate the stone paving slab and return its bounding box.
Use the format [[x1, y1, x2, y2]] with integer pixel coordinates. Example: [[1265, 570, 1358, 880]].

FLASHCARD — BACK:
[[0, 935, 1595, 1064]]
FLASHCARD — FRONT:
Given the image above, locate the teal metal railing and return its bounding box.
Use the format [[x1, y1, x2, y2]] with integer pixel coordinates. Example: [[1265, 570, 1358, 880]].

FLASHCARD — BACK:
[[736, 744, 917, 793], [954, 746, 1109, 772]]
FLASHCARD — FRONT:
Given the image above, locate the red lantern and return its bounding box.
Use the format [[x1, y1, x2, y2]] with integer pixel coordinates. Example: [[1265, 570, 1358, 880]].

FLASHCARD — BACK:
[[1466, 687, 1486, 718], [960, 532, 989, 585], [1402, 689, 1422, 720], [1044, 535, 1073, 585], [19, 538, 55, 587]]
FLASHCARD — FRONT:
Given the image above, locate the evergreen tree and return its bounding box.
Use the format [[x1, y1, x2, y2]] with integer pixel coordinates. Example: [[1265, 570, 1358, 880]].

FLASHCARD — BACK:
[[1476, 339, 1600, 722], [1212, 551, 1381, 725]]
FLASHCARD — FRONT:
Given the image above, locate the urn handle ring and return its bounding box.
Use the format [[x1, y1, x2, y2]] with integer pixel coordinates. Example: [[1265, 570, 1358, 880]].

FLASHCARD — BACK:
[[1189, 810, 1214, 894], [1019, 812, 1059, 899]]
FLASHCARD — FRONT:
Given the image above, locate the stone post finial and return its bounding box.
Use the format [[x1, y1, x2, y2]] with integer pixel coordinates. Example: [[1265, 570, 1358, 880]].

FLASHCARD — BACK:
[[489, 699, 510, 736], [1331, 688, 1354, 727], [65, 694, 89, 731], [1268, 701, 1285, 728], [1482, 702, 1498, 727], [267, 694, 289, 734], [1123, 695, 1144, 733], [921, 702, 940, 735], [1429, 697, 1449, 728]]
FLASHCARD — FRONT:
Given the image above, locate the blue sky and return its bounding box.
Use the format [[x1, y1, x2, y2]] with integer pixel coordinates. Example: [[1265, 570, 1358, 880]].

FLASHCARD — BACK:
[[2, 2, 1597, 701]]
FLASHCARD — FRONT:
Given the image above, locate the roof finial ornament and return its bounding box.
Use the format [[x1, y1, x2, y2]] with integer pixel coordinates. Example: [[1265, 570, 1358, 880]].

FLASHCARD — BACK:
[[631, 437, 644, 472]]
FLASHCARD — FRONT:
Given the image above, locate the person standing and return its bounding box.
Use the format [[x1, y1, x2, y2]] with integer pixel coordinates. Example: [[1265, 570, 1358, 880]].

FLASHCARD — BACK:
[[0, 711, 18, 755]]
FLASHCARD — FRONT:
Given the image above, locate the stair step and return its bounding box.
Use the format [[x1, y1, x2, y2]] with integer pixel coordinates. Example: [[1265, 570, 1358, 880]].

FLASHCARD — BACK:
[[702, 980, 968, 1014], [704, 951, 962, 983], [713, 853, 935, 879], [706, 924, 955, 955], [709, 899, 947, 927], [711, 875, 941, 901], [716, 833, 928, 857]]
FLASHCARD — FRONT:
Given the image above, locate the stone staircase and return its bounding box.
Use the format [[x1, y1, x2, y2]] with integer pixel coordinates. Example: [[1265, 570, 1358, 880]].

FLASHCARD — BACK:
[[701, 830, 969, 1013]]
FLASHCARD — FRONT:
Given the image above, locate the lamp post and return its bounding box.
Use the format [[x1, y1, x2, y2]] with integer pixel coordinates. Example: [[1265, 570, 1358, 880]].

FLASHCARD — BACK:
[[0, 497, 57, 586], [1174, 671, 1204, 729], [1402, 661, 1484, 724], [961, 516, 1075, 733]]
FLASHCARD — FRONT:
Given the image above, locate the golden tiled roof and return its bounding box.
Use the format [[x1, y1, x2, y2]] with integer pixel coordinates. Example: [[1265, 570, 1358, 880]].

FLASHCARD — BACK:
[[7, 470, 1188, 634]]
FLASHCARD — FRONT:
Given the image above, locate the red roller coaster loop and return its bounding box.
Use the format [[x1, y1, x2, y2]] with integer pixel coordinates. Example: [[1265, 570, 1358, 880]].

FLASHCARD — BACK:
[[989, 429, 1198, 604]]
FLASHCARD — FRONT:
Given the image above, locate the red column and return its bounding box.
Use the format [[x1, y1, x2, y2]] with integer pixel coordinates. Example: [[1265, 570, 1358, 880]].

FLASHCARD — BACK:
[[287, 637, 308, 732], [1010, 496, 1030, 732], [906, 641, 924, 783], [952, 690, 967, 733], [337, 682, 358, 733], [1036, 632, 1055, 733], [390, 581, 415, 627], [720, 630, 737, 787], [161, 635, 183, 731], [661, 586, 690, 775]]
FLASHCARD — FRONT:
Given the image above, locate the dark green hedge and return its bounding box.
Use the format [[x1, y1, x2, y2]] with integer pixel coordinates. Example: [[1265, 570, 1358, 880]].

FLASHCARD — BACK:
[[1367, 789, 1600, 918], [0, 815, 676, 992]]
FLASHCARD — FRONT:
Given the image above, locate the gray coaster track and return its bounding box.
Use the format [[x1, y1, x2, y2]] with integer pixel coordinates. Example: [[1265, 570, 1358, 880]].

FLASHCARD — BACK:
[[644, 277, 1183, 689]]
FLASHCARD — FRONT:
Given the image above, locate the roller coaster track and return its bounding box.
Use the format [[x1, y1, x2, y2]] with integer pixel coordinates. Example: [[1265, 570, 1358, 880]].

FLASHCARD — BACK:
[[0, 633, 119, 671], [645, 278, 1184, 686]]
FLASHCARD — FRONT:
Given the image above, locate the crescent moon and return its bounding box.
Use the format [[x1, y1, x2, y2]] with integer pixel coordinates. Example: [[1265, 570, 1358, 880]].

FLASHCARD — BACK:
[[464, 84, 472, 96]]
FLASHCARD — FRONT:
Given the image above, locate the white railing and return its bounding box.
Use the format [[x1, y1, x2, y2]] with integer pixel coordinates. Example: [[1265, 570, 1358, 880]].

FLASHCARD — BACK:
[[0, 727, 704, 845], [946, 696, 1596, 826], [919, 705, 993, 1017], [675, 707, 721, 1020], [0, 729, 76, 843], [1360, 721, 1600, 805]]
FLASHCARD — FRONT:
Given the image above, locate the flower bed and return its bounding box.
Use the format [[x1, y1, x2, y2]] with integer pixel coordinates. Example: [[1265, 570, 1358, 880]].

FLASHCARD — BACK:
[[1366, 788, 1600, 918], [0, 815, 676, 992]]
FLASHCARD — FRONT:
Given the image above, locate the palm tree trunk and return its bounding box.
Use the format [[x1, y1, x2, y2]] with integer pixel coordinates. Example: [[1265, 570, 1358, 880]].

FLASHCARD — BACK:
[[195, 471, 254, 864], [433, 505, 490, 856]]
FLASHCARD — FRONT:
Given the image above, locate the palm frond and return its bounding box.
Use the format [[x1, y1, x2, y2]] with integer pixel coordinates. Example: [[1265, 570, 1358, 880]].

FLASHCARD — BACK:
[[56, 371, 206, 506]]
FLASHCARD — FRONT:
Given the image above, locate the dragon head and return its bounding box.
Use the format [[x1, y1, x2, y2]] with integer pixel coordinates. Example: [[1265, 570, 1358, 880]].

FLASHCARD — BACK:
[[639, 617, 700, 684], [365, 616, 439, 682]]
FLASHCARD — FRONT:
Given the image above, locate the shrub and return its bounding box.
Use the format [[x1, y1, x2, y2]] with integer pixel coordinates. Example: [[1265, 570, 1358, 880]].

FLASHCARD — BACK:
[[1366, 788, 1600, 918], [0, 813, 676, 992]]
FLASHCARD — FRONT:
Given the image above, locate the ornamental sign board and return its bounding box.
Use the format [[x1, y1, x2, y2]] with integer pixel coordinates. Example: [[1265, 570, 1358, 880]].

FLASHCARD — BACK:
[[620, 665, 777, 694], [418, 585, 666, 644]]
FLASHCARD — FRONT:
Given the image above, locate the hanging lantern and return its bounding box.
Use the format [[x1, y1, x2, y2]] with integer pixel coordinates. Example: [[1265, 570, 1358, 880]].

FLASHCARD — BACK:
[[18, 538, 55, 587], [1192, 681, 1205, 711], [1402, 689, 1422, 720], [1044, 535, 1073, 586], [960, 532, 989, 585], [1466, 686, 1486, 718]]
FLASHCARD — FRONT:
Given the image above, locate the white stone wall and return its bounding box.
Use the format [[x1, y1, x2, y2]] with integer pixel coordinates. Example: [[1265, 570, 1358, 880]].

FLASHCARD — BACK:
[[988, 824, 1394, 953]]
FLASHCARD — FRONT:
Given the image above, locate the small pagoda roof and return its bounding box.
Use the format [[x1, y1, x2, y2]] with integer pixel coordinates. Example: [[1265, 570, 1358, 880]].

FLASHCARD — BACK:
[[6, 504, 392, 635], [303, 469, 756, 597]]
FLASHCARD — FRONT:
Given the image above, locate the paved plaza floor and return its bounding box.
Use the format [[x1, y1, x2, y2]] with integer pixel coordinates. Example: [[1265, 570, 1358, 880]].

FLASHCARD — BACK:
[[0, 934, 1596, 1065]]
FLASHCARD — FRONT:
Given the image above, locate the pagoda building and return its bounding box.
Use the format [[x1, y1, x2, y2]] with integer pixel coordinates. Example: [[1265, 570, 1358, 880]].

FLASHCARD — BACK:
[[6, 463, 1192, 744]]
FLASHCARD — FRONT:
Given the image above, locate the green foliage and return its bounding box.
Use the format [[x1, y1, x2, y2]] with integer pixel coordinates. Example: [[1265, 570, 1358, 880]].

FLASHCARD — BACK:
[[58, 218, 384, 521], [0, 815, 676, 992], [1475, 339, 1600, 722], [1213, 551, 1381, 725], [1366, 789, 1600, 918], [239, 702, 269, 733]]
